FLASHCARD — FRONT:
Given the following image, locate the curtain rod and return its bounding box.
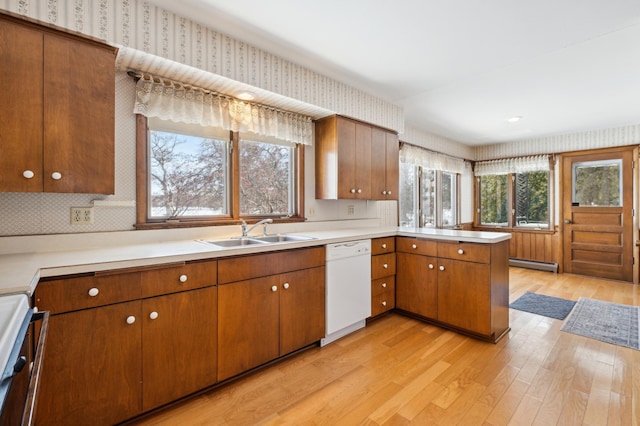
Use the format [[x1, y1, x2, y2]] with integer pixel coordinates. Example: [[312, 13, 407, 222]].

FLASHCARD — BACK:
[[127, 70, 312, 119], [400, 141, 471, 163]]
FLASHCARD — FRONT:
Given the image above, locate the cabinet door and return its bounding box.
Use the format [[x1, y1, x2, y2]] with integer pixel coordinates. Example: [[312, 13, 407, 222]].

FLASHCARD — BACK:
[[218, 276, 279, 381], [0, 19, 43, 192], [43, 33, 115, 194], [384, 131, 399, 200], [396, 253, 437, 319], [437, 259, 491, 335], [36, 301, 141, 426], [336, 117, 357, 198], [279, 267, 325, 355], [141, 286, 218, 411], [354, 122, 372, 198]]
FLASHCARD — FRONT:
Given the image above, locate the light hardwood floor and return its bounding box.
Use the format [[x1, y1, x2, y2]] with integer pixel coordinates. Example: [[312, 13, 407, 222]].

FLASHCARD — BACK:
[[131, 268, 640, 425]]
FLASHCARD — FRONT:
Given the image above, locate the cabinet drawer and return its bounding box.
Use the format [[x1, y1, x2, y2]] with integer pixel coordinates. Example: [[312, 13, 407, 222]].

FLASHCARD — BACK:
[[371, 253, 396, 279], [396, 237, 437, 256], [35, 271, 141, 314], [371, 237, 395, 255], [371, 281, 395, 317], [437, 242, 490, 264], [218, 246, 325, 284], [141, 261, 217, 298], [371, 276, 395, 297]]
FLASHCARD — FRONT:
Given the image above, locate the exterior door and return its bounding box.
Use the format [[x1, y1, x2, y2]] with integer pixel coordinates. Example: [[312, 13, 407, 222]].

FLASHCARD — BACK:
[[562, 147, 637, 282]]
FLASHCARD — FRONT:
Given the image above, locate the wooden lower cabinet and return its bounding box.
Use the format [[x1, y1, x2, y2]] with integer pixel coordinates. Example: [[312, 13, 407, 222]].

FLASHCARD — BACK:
[[396, 252, 438, 319], [35, 261, 218, 426], [37, 301, 142, 426], [395, 237, 510, 342], [370, 237, 396, 317], [217, 265, 325, 381], [141, 286, 217, 412]]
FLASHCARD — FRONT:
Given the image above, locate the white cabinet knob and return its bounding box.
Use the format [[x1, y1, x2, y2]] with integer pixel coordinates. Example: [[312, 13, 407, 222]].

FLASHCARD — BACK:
[[283, 282, 290, 289], [22, 170, 34, 179], [382, 301, 387, 307], [88, 287, 99, 297], [382, 282, 387, 288], [458, 249, 464, 255], [412, 244, 417, 249], [382, 243, 387, 249], [350, 188, 356, 194], [439, 265, 445, 271], [51, 172, 62, 180], [126, 316, 136, 325], [383, 263, 388, 269], [382, 190, 387, 195], [428, 264, 434, 269], [179, 274, 188, 283], [149, 311, 158, 320], [387, 191, 392, 195], [357, 188, 362, 194], [271, 285, 278, 292]]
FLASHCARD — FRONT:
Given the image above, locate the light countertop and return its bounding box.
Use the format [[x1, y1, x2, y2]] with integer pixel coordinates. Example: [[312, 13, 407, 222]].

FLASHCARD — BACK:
[[0, 226, 510, 297]]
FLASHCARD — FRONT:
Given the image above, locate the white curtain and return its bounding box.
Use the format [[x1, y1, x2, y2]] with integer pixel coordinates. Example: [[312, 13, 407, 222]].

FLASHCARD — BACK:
[[399, 143, 466, 174], [474, 155, 550, 176], [133, 74, 314, 145]]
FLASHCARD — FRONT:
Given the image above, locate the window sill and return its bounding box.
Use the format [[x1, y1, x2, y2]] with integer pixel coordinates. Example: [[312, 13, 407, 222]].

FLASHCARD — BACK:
[[135, 217, 306, 230]]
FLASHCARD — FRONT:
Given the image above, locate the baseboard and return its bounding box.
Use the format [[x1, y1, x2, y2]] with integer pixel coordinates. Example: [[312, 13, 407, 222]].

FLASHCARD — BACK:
[[509, 258, 558, 273]]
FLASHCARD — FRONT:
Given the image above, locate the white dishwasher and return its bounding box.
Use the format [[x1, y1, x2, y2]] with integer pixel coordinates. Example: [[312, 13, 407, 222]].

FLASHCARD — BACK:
[[321, 239, 371, 346]]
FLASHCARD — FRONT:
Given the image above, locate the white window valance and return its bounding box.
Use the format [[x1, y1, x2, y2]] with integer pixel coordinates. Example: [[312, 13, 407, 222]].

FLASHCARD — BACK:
[[133, 74, 313, 145], [399, 143, 466, 174], [474, 155, 550, 176]]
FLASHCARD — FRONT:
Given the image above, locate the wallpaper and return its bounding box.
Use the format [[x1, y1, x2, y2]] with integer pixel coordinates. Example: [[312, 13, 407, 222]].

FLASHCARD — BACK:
[[0, 0, 404, 133]]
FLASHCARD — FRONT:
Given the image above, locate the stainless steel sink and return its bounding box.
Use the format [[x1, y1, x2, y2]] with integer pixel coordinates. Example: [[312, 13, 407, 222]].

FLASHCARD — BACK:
[[250, 234, 316, 243], [199, 234, 315, 247], [202, 238, 270, 248]]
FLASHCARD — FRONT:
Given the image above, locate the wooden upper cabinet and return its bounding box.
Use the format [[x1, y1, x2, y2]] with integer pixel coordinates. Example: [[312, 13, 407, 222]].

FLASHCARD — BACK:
[[316, 115, 397, 200], [371, 128, 399, 200], [0, 13, 116, 194]]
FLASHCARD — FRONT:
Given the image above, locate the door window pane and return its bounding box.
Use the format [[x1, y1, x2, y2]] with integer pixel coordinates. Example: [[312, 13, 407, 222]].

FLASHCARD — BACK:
[[479, 175, 508, 226], [572, 159, 622, 207], [239, 136, 294, 215], [420, 169, 436, 227], [149, 129, 228, 218], [515, 171, 549, 228]]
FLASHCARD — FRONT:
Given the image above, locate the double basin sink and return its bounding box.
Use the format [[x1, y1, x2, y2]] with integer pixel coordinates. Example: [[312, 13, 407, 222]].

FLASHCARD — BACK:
[[201, 234, 315, 248]]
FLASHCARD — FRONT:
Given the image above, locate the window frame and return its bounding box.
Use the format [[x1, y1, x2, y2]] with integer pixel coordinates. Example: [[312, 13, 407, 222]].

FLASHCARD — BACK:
[[135, 115, 305, 229], [475, 168, 553, 231], [399, 162, 461, 229]]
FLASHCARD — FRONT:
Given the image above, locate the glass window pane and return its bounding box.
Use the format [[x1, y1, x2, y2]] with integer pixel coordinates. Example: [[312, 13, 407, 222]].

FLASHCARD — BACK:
[[420, 169, 436, 227], [441, 172, 456, 227], [480, 175, 508, 226], [573, 159, 622, 207], [399, 163, 418, 227], [239, 137, 293, 215], [149, 130, 228, 218], [515, 171, 549, 229]]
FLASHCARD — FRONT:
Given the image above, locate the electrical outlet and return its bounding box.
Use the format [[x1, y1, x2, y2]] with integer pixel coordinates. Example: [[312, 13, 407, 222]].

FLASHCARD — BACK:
[[347, 205, 355, 216], [70, 207, 94, 225], [308, 207, 315, 217]]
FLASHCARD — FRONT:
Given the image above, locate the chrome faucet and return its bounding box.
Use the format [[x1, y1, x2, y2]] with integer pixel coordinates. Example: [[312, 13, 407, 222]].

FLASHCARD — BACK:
[[241, 218, 273, 237]]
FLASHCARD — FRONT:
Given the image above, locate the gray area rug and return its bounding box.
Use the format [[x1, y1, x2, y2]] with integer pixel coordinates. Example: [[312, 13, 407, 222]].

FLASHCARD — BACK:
[[509, 292, 576, 320], [561, 297, 640, 350]]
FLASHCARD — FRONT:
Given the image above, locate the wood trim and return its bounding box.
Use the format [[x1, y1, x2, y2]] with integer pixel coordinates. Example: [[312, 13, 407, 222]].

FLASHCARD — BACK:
[[135, 114, 148, 226]]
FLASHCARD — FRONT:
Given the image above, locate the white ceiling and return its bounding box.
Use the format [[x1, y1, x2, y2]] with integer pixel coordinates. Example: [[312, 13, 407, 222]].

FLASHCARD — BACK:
[[146, 0, 640, 146]]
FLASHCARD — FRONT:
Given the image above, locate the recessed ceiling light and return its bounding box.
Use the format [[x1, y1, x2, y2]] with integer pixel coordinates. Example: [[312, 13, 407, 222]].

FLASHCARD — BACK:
[[237, 91, 255, 101], [507, 116, 523, 123]]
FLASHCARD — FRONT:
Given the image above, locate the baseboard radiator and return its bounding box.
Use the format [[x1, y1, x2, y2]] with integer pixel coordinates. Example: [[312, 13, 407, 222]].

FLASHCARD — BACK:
[[509, 258, 558, 273]]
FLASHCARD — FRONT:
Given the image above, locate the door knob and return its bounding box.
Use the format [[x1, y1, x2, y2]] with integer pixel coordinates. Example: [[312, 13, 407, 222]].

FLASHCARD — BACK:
[[564, 219, 572, 224]]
